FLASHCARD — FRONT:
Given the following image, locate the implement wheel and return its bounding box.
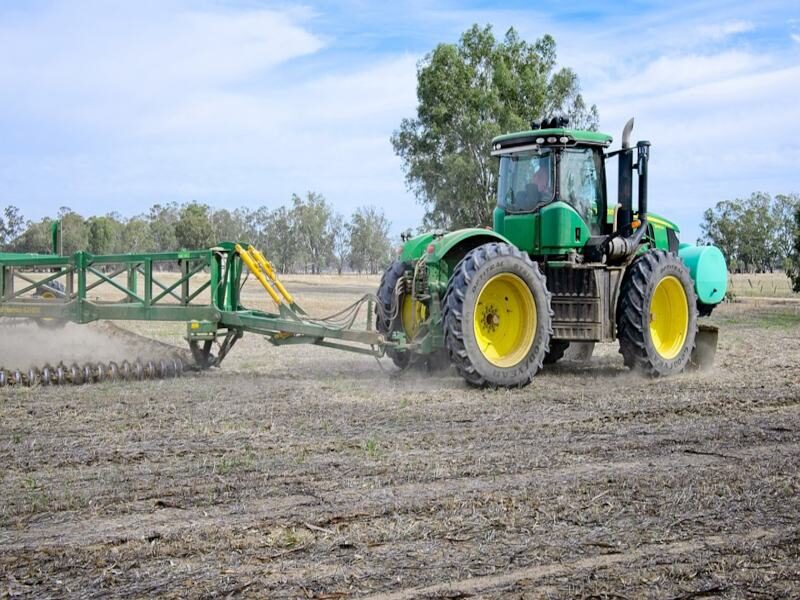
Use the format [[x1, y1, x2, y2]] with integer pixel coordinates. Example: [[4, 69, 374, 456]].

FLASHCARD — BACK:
[[189, 340, 216, 369], [443, 243, 552, 388], [617, 250, 698, 376]]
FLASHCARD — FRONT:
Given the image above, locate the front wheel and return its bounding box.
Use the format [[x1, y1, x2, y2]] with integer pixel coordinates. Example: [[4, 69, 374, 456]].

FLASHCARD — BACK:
[[443, 243, 553, 388], [617, 250, 698, 376]]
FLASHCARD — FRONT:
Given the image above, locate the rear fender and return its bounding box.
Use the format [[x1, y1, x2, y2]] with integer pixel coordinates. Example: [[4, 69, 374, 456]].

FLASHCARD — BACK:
[[399, 228, 511, 264], [399, 228, 514, 295]]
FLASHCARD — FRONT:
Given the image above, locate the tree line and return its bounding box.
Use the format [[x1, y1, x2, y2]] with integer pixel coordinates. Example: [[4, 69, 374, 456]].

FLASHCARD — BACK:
[[0, 192, 394, 275], [700, 191, 800, 291]]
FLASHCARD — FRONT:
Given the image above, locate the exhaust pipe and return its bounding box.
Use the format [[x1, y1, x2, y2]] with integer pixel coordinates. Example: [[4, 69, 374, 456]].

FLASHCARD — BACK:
[[621, 117, 634, 149], [606, 119, 650, 261]]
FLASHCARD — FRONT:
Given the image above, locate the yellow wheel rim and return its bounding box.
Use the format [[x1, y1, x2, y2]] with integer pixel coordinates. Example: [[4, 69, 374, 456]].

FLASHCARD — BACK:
[[649, 275, 689, 360], [39, 290, 57, 325], [401, 295, 426, 339], [472, 273, 536, 368]]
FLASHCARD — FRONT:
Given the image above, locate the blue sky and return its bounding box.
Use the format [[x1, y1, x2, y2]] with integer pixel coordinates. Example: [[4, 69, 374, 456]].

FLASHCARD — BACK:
[[1, 0, 798, 243]]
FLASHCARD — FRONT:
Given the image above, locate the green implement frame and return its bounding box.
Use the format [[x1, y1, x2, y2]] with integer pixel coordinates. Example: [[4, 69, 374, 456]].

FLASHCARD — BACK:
[[0, 242, 388, 367]]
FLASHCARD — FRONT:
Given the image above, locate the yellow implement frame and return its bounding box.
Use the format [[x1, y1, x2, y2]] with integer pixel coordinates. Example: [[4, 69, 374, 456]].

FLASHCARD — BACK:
[[234, 244, 303, 313]]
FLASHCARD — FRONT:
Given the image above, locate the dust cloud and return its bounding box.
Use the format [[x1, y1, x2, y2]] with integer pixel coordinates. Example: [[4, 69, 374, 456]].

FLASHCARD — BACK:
[[0, 320, 183, 370]]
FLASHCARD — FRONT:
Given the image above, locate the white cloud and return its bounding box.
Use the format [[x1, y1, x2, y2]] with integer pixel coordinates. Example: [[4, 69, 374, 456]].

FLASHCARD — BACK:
[[0, 2, 325, 127], [0, 1, 424, 231], [589, 51, 771, 107], [791, 33, 800, 44], [696, 19, 754, 41], [548, 4, 800, 242], [593, 54, 800, 241]]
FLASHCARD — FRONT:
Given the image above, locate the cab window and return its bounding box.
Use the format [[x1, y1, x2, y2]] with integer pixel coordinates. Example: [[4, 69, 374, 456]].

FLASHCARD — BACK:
[[497, 150, 555, 214], [559, 148, 604, 234]]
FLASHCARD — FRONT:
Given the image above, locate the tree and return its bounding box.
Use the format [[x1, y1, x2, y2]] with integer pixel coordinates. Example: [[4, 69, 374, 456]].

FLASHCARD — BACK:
[[11, 219, 52, 253], [120, 218, 154, 253], [392, 24, 598, 229], [772, 193, 800, 269], [736, 192, 773, 272], [349, 206, 392, 274], [175, 202, 213, 250], [700, 192, 800, 274], [148, 203, 179, 252], [211, 208, 252, 243], [87, 216, 121, 255], [788, 205, 800, 292], [262, 206, 298, 274], [57, 207, 89, 255], [700, 199, 743, 269], [328, 212, 350, 275], [0, 206, 25, 249], [291, 192, 332, 274]]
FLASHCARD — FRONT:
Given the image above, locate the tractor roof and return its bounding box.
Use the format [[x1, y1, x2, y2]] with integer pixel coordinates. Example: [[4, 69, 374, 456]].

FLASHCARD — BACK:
[[491, 128, 613, 153]]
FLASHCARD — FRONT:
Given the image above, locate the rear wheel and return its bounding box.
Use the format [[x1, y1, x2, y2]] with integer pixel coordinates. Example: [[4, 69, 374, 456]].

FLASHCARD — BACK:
[[544, 341, 596, 364], [35, 280, 66, 329], [443, 243, 552, 388], [376, 260, 435, 369], [543, 340, 569, 364], [617, 250, 698, 376]]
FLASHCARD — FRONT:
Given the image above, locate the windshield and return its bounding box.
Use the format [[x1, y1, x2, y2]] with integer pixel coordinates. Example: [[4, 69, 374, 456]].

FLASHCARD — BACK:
[[497, 150, 554, 213], [559, 147, 604, 234]]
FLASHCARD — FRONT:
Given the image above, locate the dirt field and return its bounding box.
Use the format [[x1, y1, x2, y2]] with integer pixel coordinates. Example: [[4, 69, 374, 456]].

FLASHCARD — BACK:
[[1, 276, 799, 598]]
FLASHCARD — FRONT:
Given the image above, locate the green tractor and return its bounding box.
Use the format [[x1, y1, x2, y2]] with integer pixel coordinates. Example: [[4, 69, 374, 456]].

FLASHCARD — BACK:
[[377, 118, 728, 387]]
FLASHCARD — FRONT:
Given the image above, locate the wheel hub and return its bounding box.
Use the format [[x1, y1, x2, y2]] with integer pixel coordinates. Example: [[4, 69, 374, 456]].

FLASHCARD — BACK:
[[481, 305, 500, 332], [472, 273, 537, 368]]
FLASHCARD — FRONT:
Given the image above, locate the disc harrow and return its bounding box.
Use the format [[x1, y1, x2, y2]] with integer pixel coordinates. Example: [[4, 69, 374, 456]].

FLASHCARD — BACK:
[[0, 358, 184, 388]]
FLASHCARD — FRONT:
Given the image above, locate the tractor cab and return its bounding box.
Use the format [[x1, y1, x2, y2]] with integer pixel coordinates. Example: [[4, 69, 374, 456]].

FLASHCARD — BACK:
[[491, 120, 614, 256], [495, 143, 608, 235]]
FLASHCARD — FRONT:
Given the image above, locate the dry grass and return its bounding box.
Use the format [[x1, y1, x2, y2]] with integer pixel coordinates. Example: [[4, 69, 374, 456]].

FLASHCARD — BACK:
[[728, 272, 797, 298], [1, 282, 799, 598]]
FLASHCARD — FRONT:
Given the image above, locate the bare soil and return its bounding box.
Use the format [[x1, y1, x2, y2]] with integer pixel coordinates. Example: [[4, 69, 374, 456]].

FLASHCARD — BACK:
[[1, 279, 799, 599]]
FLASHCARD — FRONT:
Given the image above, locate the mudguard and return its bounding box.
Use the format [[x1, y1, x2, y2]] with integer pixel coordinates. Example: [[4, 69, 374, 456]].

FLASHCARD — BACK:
[[399, 228, 513, 264]]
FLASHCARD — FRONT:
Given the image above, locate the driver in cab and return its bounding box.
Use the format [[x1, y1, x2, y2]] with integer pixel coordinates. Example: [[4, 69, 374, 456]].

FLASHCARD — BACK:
[[516, 162, 551, 211]]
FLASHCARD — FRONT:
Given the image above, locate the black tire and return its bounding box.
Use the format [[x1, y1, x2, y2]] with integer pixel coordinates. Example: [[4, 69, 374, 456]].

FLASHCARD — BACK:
[[543, 340, 570, 364], [35, 280, 66, 298], [442, 242, 553, 388], [617, 250, 698, 376], [34, 280, 66, 330], [376, 260, 413, 369], [697, 302, 715, 317]]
